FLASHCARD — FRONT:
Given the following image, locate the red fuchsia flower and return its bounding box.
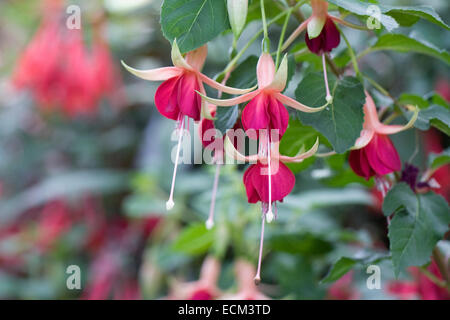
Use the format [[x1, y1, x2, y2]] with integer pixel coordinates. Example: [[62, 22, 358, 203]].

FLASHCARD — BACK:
[[13, 2, 124, 117], [167, 256, 221, 300], [348, 92, 418, 196], [326, 271, 360, 300], [221, 259, 270, 300], [199, 53, 327, 142], [282, 0, 365, 103], [122, 40, 253, 211], [224, 132, 319, 283]]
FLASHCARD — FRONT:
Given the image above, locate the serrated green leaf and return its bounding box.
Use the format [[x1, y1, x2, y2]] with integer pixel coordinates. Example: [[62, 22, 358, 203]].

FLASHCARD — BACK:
[[294, 74, 365, 153], [172, 223, 215, 255], [161, 0, 229, 53], [387, 191, 450, 277], [382, 183, 418, 217], [366, 33, 450, 65]]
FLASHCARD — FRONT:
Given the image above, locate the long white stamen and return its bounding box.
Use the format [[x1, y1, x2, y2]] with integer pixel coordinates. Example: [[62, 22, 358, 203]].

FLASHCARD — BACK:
[[166, 118, 184, 210], [266, 138, 274, 223], [254, 214, 265, 286], [322, 53, 332, 104], [206, 160, 221, 229]]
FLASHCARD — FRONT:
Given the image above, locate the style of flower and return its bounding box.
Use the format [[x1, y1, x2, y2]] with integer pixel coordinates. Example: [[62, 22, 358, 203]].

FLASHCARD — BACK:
[[122, 40, 254, 211], [224, 133, 319, 283], [349, 92, 418, 194], [199, 53, 326, 142]]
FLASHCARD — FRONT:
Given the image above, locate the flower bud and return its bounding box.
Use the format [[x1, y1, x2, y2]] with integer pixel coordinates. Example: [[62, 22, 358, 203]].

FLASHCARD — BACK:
[[227, 0, 248, 38]]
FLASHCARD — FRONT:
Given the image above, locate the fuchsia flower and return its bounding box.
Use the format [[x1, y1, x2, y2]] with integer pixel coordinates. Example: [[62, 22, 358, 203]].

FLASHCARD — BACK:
[[123, 40, 253, 211], [224, 132, 319, 283], [199, 53, 326, 140], [349, 92, 418, 185]]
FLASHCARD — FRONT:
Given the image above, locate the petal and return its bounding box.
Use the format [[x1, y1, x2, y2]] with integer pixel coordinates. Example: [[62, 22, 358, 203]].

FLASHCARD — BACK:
[[241, 93, 270, 133], [178, 72, 201, 121], [171, 39, 194, 71], [257, 53, 275, 89], [197, 90, 260, 106], [121, 62, 182, 81], [251, 162, 295, 203], [375, 105, 419, 135], [323, 18, 340, 52], [243, 165, 261, 203], [274, 92, 327, 113], [197, 72, 257, 95], [267, 54, 288, 92], [365, 134, 401, 176], [363, 91, 383, 131], [277, 137, 319, 163], [305, 30, 324, 55], [349, 148, 374, 180], [185, 45, 208, 71], [267, 95, 289, 137], [154, 76, 181, 120]]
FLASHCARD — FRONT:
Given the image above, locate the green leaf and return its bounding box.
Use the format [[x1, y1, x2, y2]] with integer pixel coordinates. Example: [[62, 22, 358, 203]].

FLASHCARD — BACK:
[[279, 119, 322, 173], [161, 0, 229, 53], [214, 106, 238, 134], [172, 223, 215, 255], [382, 183, 418, 217], [385, 185, 450, 276], [415, 105, 450, 135], [327, 0, 399, 31], [428, 148, 450, 171], [366, 33, 450, 66], [270, 232, 333, 256], [328, 1, 449, 30], [321, 253, 389, 284], [294, 74, 365, 153]]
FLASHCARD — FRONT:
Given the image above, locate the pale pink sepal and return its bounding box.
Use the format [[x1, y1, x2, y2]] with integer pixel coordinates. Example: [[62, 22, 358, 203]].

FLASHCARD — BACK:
[[353, 129, 375, 149], [267, 54, 288, 92], [171, 39, 194, 71], [282, 18, 310, 51], [375, 106, 419, 135], [257, 53, 276, 89], [121, 62, 182, 81], [197, 90, 260, 106], [186, 45, 208, 71], [197, 72, 257, 95], [276, 137, 319, 163], [274, 92, 326, 113], [224, 136, 259, 162]]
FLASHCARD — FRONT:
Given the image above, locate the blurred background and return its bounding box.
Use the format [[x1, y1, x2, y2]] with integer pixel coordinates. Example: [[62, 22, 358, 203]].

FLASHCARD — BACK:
[[0, 0, 448, 299]]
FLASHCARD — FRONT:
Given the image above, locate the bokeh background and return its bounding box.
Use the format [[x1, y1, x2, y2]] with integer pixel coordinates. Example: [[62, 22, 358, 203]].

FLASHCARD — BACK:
[[0, 0, 448, 299]]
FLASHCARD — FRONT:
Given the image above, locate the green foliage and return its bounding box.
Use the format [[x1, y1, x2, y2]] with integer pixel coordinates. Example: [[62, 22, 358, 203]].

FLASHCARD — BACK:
[[384, 183, 450, 276], [294, 74, 365, 153], [172, 223, 215, 255], [161, 0, 230, 53]]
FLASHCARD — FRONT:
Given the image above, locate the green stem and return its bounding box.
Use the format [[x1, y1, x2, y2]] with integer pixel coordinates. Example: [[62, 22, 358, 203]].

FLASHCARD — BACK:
[[220, 10, 288, 77], [275, 10, 292, 69], [260, 0, 269, 52], [363, 73, 397, 103], [339, 27, 361, 79]]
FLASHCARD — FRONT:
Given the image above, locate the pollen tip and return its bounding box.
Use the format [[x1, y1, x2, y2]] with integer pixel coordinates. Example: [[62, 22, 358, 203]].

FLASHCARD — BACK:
[[205, 219, 214, 230], [166, 199, 175, 211], [266, 211, 274, 223], [254, 276, 261, 286]]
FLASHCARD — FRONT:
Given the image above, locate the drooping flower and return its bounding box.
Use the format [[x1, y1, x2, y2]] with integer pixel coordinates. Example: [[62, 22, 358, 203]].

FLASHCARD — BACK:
[[199, 53, 326, 141], [122, 41, 253, 210], [224, 133, 319, 283], [349, 92, 418, 194], [282, 0, 364, 103], [166, 256, 221, 300]]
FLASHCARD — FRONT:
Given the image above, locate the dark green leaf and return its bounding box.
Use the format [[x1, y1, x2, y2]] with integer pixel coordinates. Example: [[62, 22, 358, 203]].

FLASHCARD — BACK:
[[161, 0, 229, 53], [428, 148, 450, 171], [382, 183, 418, 217], [415, 105, 450, 135], [295, 74, 365, 153]]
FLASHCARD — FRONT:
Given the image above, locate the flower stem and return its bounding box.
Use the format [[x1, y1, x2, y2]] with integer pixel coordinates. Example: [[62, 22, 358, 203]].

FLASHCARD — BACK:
[[275, 9, 292, 69], [339, 28, 361, 80], [260, 0, 270, 53]]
